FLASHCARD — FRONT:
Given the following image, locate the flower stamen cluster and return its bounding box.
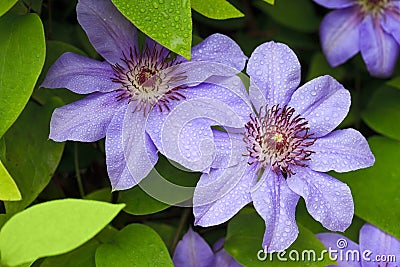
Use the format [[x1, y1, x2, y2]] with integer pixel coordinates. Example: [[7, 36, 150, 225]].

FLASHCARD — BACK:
[[243, 105, 316, 176], [357, 0, 390, 17], [111, 45, 186, 113]]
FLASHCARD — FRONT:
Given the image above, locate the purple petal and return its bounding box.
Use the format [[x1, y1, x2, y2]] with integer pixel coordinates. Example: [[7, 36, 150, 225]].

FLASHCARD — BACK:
[[381, 5, 400, 44], [309, 128, 375, 173], [193, 162, 256, 227], [41, 52, 118, 94], [212, 239, 243, 267], [251, 169, 300, 252], [247, 41, 301, 109], [319, 7, 363, 67], [313, 0, 356, 8], [77, 0, 138, 65], [49, 91, 122, 142], [316, 233, 361, 267], [105, 105, 137, 190], [287, 167, 353, 232], [288, 75, 350, 138], [173, 228, 214, 267], [118, 103, 158, 190], [190, 33, 247, 71], [156, 85, 248, 171], [212, 130, 247, 169], [359, 224, 400, 267], [360, 15, 399, 78]]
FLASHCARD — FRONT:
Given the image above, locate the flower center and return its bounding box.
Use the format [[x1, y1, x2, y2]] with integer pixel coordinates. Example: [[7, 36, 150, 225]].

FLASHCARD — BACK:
[[358, 0, 390, 17], [243, 105, 316, 176], [111, 45, 186, 113]]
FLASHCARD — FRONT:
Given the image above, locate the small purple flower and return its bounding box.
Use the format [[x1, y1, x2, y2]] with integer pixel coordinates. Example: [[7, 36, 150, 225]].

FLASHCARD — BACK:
[[317, 223, 400, 266], [192, 41, 375, 252], [41, 0, 247, 190], [314, 0, 400, 78], [173, 228, 243, 267]]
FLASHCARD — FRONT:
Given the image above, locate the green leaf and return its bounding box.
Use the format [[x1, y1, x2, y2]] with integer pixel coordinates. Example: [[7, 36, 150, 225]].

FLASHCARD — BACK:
[[0, 0, 18, 17], [306, 52, 345, 81], [95, 224, 173, 267], [191, 0, 244, 20], [118, 155, 199, 215], [262, 0, 275, 4], [2, 98, 65, 214], [0, 199, 125, 266], [362, 85, 400, 141], [333, 136, 400, 241], [40, 240, 99, 267], [112, 0, 192, 59], [0, 160, 21, 201], [225, 208, 334, 266], [387, 76, 400, 89], [254, 0, 319, 33], [0, 13, 45, 138]]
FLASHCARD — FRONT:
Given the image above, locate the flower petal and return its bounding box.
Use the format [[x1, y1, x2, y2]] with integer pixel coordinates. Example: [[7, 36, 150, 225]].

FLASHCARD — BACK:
[[105, 105, 136, 190], [251, 169, 300, 252], [212, 130, 247, 169], [49, 91, 122, 142], [287, 167, 353, 232], [247, 41, 301, 109], [309, 128, 374, 172], [77, 0, 138, 65], [319, 7, 363, 67], [173, 228, 214, 267], [193, 161, 256, 227], [119, 103, 158, 190], [316, 233, 361, 267], [189, 33, 247, 71], [313, 0, 356, 9], [149, 84, 248, 171], [381, 5, 400, 44], [41, 52, 118, 94], [360, 15, 399, 78], [288, 75, 350, 138], [359, 224, 400, 267], [212, 239, 243, 267]]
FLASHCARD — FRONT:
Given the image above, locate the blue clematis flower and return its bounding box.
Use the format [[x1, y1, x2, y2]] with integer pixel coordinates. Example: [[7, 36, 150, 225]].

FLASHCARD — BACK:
[[317, 223, 400, 266], [192, 41, 375, 252], [314, 0, 400, 78], [41, 0, 248, 190], [173, 228, 243, 267]]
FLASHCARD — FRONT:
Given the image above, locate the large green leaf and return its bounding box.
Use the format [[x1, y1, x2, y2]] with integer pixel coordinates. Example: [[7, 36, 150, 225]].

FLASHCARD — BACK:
[[191, 0, 244, 20], [262, 0, 275, 4], [333, 136, 400, 240], [95, 224, 173, 267], [0, 160, 20, 201], [254, 0, 319, 33], [0, 0, 17, 17], [0, 199, 125, 266], [362, 85, 400, 141], [2, 98, 65, 214], [225, 208, 333, 267], [0, 13, 45, 138], [112, 0, 192, 59]]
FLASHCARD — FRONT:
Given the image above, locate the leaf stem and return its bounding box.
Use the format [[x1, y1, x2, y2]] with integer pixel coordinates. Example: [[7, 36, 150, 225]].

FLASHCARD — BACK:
[[170, 208, 190, 252], [74, 142, 85, 197]]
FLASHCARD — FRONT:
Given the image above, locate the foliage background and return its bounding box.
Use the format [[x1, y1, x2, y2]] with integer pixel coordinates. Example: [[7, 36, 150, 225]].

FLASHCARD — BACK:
[[0, 0, 399, 266]]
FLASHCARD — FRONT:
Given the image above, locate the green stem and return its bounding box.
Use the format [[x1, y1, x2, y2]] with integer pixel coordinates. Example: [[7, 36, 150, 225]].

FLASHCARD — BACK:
[[170, 208, 190, 252], [74, 142, 85, 197]]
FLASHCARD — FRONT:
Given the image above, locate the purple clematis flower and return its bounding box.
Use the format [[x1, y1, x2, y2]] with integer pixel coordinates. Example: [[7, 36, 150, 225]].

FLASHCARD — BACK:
[[173, 228, 243, 267], [192, 41, 375, 252], [317, 223, 400, 266], [314, 0, 400, 78], [41, 0, 247, 190]]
